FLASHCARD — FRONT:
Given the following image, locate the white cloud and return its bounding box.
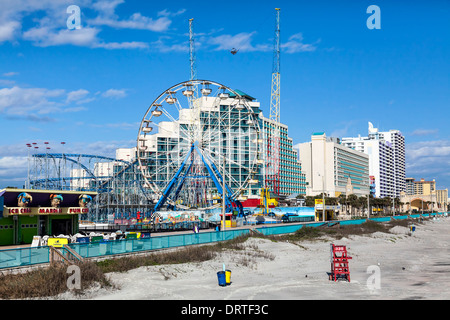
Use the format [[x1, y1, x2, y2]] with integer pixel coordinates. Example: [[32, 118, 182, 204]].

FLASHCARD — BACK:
[[407, 140, 450, 161], [23, 23, 149, 50], [95, 41, 148, 50], [0, 20, 20, 42], [102, 89, 127, 99], [207, 31, 318, 54], [2, 72, 19, 77], [209, 32, 270, 52], [88, 2, 175, 32], [0, 156, 28, 187], [281, 33, 318, 53], [0, 86, 65, 118], [0, 1, 180, 50], [91, 122, 139, 130], [0, 79, 16, 87], [67, 139, 136, 158], [406, 140, 450, 188], [90, 13, 172, 32], [0, 85, 103, 121], [410, 129, 439, 136], [66, 89, 90, 103], [150, 38, 188, 53], [91, 0, 125, 17], [157, 9, 186, 17], [23, 25, 100, 47]]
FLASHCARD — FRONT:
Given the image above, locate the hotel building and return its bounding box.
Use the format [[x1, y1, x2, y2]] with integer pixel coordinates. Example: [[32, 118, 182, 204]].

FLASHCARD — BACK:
[[341, 122, 406, 198], [297, 132, 370, 197]]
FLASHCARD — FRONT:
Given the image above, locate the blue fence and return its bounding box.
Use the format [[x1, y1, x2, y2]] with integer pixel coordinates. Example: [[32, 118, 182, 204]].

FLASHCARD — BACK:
[[67, 229, 250, 259], [0, 212, 448, 269], [369, 217, 392, 222], [339, 219, 367, 226], [0, 246, 49, 269]]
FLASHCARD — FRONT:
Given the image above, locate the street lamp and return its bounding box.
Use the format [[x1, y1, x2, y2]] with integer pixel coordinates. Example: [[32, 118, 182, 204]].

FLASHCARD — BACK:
[[367, 194, 370, 219], [26, 143, 32, 188], [222, 155, 226, 232], [318, 172, 326, 222]]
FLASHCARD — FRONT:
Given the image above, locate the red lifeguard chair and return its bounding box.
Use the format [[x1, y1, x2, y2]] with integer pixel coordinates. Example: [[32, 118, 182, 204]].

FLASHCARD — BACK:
[[330, 244, 352, 282]]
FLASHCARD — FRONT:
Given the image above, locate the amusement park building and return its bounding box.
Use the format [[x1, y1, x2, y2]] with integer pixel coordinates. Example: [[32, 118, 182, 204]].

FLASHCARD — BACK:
[[0, 188, 96, 245]]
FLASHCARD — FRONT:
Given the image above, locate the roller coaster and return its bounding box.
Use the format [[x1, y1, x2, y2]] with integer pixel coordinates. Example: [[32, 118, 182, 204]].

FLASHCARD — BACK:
[[28, 152, 152, 221]]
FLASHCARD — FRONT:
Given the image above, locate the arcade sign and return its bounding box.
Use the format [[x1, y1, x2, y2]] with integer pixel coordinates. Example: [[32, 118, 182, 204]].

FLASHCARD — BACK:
[[5, 207, 89, 216]]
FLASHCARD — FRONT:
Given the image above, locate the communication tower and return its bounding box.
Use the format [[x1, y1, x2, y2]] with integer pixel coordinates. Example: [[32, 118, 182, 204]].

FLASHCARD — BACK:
[[266, 8, 281, 195]]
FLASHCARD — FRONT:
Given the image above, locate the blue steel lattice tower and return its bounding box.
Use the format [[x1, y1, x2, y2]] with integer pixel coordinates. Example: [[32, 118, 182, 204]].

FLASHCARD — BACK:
[[188, 18, 199, 107], [266, 8, 281, 195]]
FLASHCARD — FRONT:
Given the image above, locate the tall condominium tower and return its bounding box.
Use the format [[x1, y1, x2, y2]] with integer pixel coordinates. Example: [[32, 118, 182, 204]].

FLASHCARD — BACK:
[[341, 122, 406, 198]]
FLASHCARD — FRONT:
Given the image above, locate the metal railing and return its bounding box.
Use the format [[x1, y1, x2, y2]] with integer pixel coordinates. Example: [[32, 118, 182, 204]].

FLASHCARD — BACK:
[[0, 212, 448, 269]]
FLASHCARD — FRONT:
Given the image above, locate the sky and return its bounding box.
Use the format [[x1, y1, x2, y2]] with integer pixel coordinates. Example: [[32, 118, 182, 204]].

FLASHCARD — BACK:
[[0, 0, 449, 190]]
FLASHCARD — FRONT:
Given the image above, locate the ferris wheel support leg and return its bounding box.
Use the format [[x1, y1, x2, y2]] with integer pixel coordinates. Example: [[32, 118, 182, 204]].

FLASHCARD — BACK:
[[193, 144, 234, 212], [173, 157, 195, 203], [152, 144, 195, 215]]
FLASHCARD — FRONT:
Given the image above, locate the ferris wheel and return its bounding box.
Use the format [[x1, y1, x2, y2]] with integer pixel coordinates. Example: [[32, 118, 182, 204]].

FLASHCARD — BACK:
[[137, 80, 263, 212]]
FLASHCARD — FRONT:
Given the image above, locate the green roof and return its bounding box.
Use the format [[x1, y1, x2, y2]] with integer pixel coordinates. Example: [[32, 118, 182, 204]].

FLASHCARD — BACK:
[[312, 132, 325, 136], [229, 89, 255, 101]]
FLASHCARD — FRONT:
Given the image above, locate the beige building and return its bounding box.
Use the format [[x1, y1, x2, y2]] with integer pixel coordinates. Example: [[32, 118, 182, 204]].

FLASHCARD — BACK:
[[414, 178, 436, 195], [436, 189, 448, 211], [297, 132, 370, 198], [401, 177, 447, 212]]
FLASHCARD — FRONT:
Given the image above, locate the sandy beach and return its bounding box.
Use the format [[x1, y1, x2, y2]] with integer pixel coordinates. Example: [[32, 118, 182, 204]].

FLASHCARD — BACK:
[[64, 216, 450, 300]]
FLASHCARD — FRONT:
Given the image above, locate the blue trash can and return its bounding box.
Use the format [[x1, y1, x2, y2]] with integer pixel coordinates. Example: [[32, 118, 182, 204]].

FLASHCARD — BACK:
[[217, 271, 226, 287]]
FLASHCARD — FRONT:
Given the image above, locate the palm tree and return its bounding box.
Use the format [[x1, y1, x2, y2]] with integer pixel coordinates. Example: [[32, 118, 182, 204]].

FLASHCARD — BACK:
[[426, 201, 431, 212], [305, 196, 315, 207], [383, 197, 392, 216], [338, 194, 347, 215], [347, 194, 358, 217], [357, 196, 368, 217]]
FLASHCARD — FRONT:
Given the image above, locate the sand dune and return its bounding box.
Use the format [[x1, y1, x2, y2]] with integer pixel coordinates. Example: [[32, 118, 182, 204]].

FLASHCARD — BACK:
[[67, 216, 450, 300]]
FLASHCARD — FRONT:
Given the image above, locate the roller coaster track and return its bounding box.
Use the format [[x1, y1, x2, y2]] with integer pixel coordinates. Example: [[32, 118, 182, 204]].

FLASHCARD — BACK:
[[31, 153, 153, 200], [31, 153, 132, 190]]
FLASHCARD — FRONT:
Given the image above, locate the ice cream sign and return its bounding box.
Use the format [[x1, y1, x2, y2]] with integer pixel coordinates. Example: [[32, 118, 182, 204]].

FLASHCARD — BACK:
[[8, 207, 32, 215]]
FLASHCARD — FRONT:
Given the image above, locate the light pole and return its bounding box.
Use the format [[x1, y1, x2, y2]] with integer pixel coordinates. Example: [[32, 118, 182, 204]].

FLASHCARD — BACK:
[[222, 155, 226, 231], [317, 172, 326, 222], [26, 143, 32, 189], [322, 175, 326, 222], [61, 142, 65, 190], [367, 194, 370, 219], [392, 196, 395, 216], [33, 145, 39, 185]]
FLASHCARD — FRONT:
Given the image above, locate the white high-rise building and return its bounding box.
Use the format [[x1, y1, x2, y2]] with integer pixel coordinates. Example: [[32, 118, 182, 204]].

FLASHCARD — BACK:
[[341, 122, 405, 198]]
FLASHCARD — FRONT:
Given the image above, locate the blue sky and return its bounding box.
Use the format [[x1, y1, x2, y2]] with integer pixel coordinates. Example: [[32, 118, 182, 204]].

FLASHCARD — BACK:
[[0, 0, 449, 190]]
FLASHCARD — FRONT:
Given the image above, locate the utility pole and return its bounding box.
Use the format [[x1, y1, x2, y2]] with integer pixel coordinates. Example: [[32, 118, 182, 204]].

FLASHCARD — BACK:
[[392, 196, 395, 216], [322, 175, 325, 222]]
